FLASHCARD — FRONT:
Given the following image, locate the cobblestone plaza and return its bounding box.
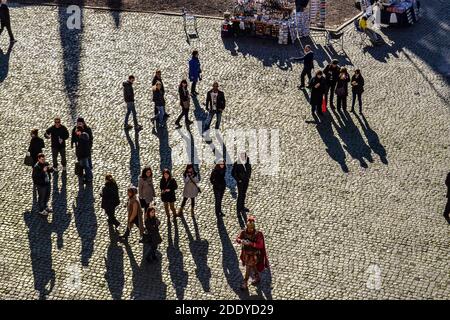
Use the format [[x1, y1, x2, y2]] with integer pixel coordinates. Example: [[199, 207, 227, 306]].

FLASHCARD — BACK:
[[0, 1, 449, 299]]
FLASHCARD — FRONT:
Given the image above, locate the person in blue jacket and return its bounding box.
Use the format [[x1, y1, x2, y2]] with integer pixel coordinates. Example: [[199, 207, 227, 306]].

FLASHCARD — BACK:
[[188, 50, 202, 96]]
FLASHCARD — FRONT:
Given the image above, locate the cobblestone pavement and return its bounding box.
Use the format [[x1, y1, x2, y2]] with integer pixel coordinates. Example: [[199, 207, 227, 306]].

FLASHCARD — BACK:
[[0, 1, 449, 300]]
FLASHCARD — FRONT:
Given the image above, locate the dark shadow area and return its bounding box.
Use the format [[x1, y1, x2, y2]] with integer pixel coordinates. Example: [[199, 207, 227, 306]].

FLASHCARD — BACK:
[[167, 217, 188, 300], [125, 129, 141, 187], [180, 215, 211, 292], [24, 211, 56, 300], [0, 42, 13, 83], [58, 1, 84, 123], [255, 265, 273, 300], [354, 113, 388, 165], [306, 112, 349, 173], [104, 224, 124, 300], [51, 172, 71, 250], [156, 125, 173, 173], [331, 108, 373, 168], [73, 182, 97, 266], [107, 0, 121, 27]]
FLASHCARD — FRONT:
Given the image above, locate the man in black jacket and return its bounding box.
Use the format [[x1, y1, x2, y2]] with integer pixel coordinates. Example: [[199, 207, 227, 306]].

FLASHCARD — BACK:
[[444, 172, 450, 224], [309, 70, 327, 116], [0, 0, 15, 43], [323, 59, 341, 108], [45, 117, 69, 171], [123, 75, 143, 131], [32, 153, 54, 216], [75, 128, 93, 183], [71, 117, 93, 168], [205, 82, 226, 133], [232, 152, 252, 215], [298, 46, 314, 89]]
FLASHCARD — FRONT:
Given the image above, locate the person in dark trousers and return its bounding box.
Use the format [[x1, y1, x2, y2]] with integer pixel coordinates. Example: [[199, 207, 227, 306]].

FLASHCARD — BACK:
[[0, 0, 15, 43], [205, 82, 226, 135], [189, 50, 202, 96], [160, 168, 178, 218], [28, 129, 45, 165], [100, 174, 121, 227], [71, 117, 93, 168], [298, 45, 314, 89], [138, 167, 156, 213], [335, 67, 350, 111], [45, 117, 69, 172], [74, 128, 92, 183], [178, 164, 200, 216], [323, 59, 341, 108], [120, 186, 144, 241], [123, 75, 143, 131], [151, 70, 169, 118], [232, 152, 252, 215], [351, 69, 365, 113], [144, 206, 162, 262], [309, 70, 327, 116], [175, 79, 193, 129], [32, 153, 54, 216], [152, 81, 166, 128], [444, 172, 450, 224], [210, 160, 226, 217]]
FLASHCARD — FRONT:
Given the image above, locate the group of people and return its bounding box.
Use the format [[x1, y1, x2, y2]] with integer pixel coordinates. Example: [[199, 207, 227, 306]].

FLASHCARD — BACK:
[[298, 46, 366, 115]]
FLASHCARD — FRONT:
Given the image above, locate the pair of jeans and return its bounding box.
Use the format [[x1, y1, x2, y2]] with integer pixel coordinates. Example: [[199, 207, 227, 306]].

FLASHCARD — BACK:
[[206, 110, 222, 130], [352, 92, 363, 111], [51, 147, 66, 168], [336, 95, 347, 109], [214, 187, 225, 215], [236, 180, 249, 213], [0, 22, 14, 41], [124, 102, 138, 128], [156, 105, 165, 125], [36, 184, 50, 212], [300, 68, 312, 87], [79, 157, 93, 181]]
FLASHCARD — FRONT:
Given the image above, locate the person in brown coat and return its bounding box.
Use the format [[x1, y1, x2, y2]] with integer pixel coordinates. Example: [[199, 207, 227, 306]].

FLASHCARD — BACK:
[[120, 187, 144, 241]]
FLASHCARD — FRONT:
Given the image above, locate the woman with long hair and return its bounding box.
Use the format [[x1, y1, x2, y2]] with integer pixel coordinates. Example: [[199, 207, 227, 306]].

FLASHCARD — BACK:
[[160, 168, 178, 217], [175, 79, 193, 129], [138, 166, 156, 213], [179, 164, 200, 216]]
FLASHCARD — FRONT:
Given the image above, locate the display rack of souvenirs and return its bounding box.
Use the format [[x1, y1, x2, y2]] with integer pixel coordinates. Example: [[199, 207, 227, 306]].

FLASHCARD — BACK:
[[360, 0, 420, 26]]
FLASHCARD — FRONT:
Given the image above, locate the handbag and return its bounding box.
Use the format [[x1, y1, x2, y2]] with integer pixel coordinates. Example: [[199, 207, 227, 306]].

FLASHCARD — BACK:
[[335, 86, 346, 97], [74, 161, 83, 176], [24, 153, 33, 166], [189, 176, 201, 193]]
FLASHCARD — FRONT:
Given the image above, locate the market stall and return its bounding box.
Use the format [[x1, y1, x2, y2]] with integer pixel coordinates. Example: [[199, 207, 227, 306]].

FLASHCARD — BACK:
[[358, 0, 420, 27]]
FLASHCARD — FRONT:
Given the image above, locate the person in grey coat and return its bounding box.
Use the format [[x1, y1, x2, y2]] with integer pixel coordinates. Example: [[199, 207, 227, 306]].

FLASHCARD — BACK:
[[138, 167, 156, 213], [178, 164, 200, 216]]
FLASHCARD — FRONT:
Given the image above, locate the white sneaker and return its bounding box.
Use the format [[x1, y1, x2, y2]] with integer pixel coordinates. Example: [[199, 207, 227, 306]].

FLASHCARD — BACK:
[[39, 210, 48, 216], [45, 207, 53, 213]]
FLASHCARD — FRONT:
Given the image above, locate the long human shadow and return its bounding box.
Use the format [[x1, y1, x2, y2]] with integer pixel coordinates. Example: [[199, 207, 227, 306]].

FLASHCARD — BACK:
[[354, 113, 388, 165], [73, 182, 97, 267], [331, 108, 374, 168], [51, 172, 71, 250], [216, 216, 249, 299], [179, 215, 211, 292], [104, 224, 124, 300], [156, 125, 173, 173], [24, 211, 56, 300], [255, 266, 273, 300], [107, 0, 122, 28], [167, 217, 188, 300], [307, 112, 349, 173], [0, 42, 13, 83], [58, 1, 84, 123], [125, 129, 141, 187]]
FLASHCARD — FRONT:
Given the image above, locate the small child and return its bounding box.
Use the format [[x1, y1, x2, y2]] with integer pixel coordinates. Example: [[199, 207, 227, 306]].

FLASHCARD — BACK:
[[144, 206, 162, 262]]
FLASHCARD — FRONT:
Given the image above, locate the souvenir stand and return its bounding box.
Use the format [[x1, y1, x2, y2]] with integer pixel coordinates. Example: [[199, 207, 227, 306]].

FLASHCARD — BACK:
[[359, 0, 420, 27]]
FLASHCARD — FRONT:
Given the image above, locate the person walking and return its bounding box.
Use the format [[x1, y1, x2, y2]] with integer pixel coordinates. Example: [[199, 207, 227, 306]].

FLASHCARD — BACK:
[[323, 59, 340, 108], [205, 82, 226, 137], [32, 153, 54, 216], [138, 167, 156, 213], [151, 70, 169, 118], [210, 160, 226, 217], [309, 70, 327, 116], [152, 81, 166, 128], [178, 164, 200, 216], [0, 0, 15, 43], [335, 67, 350, 111], [188, 50, 202, 96], [351, 69, 365, 113], [144, 206, 162, 262], [71, 117, 93, 168], [232, 152, 252, 215], [298, 45, 314, 89], [74, 127, 93, 183], [120, 186, 144, 241], [28, 129, 45, 165], [444, 172, 450, 224], [175, 79, 193, 129], [100, 174, 121, 227], [45, 117, 69, 172], [160, 168, 178, 218], [123, 75, 143, 131]]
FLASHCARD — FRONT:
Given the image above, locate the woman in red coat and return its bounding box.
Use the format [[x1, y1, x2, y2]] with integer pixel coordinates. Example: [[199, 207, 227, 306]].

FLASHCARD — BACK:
[[236, 216, 269, 290]]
